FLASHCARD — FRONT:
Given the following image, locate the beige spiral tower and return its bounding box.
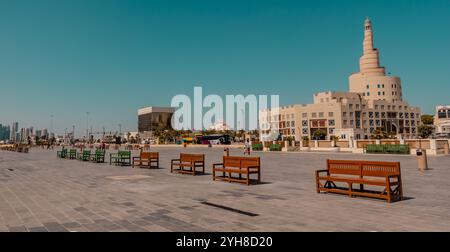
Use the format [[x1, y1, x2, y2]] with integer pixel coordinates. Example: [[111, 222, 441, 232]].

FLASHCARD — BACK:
[[349, 18, 403, 102]]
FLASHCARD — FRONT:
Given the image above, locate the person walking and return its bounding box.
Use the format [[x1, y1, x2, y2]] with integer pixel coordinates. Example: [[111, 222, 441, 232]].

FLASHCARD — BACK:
[[244, 139, 251, 155]]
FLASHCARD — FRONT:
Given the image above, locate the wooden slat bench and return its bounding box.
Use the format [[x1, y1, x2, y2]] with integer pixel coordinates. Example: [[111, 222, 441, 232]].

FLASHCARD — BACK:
[[77, 150, 91, 161], [110, 151, 131, 166], [90, 150, 105, 163], [213, 156, 261, 185], [316, 159, 403, 202], [171, 153, 205, 175], [66, 149, 77, 160], [133, 152, 159, 169]]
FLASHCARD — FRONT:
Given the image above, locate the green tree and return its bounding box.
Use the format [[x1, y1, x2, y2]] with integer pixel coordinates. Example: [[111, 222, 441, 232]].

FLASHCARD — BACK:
[[312, 129, 327, 140], [370, 129, 396, 139], [418, 125, 434, 139], [421, 115, 434, 125]]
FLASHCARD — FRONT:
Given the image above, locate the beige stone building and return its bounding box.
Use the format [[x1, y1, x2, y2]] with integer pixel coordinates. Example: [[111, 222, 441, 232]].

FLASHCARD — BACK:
[[260, 18, 421, 141], [434, 105, 450, 135]]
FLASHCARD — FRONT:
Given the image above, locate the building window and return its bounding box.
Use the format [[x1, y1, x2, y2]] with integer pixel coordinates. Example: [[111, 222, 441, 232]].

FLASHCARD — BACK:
[[329, 112, 334, 117], [329, 128, 334, 134], [375, 112, 380, 118], [319, 112, 324, 118], [286, 121, 290, 127], [343, 112, 347, 117], [302, 120, 308, 127], [381, 105, 384, 110], [382, 84, 385, 88], [355, 104, 360, 110], [369, 112, 374, 118], [349, 104, 353, 109], [329, 119, 335, 126], [366, 85, 369, 89], [350, 120, 354, 125], [377, 84, 380, 88], [302, 113, 307, 118], [367, 92, 370, 96], [378, 91, 381, 96], [343, 120, 347, 126], [312, 113, 317, 118], [302, 128, 308, 134], [291, 121, 295, 127], [350, 112, 354, 117], [291, 128, 295, 135], [375, 105, 379, 109]]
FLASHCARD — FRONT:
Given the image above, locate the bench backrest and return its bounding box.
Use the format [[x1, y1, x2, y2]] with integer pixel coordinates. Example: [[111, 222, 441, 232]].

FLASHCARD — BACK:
[[95, 150, 105, 156], [140, 152, 158, 159], [180, 153, 204, 163], [119, 151, 131, 157], [240, 157, 260, 168], [361, 162, 400, 177], [223, 156, 260, 168], [83, 150, 91, 155], [327, 159, 400, 177], [223, 156, 242, 168]]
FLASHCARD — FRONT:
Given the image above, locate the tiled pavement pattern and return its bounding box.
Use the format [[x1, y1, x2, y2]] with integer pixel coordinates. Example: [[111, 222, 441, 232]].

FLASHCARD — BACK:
[[1, 147, 450, 232]]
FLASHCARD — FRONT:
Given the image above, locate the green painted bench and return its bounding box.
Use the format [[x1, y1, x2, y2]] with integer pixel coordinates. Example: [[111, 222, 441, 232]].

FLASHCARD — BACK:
[[57, 148, 67, 158], [90, 150, 105, 163], [77, 150, 91, 161], [110, 151, 131, 166]]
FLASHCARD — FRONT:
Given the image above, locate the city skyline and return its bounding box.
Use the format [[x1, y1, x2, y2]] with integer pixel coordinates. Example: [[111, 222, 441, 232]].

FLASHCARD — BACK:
[[1, 0, 450, 135]]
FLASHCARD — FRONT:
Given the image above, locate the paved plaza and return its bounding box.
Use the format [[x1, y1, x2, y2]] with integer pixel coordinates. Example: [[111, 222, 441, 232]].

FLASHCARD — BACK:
[[1, 146, 450, 232]]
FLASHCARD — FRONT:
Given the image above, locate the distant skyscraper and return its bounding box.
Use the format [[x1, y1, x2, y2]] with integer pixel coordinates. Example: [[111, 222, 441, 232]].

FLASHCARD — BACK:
[[42, 128, 48, 139], [0, 124, 11, 141], [10, 122, 19, 142]]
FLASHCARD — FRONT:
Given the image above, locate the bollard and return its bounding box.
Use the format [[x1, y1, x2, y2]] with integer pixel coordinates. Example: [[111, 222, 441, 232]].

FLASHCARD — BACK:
[[416, 149, 428, 171], [224, 147, 229, 156]]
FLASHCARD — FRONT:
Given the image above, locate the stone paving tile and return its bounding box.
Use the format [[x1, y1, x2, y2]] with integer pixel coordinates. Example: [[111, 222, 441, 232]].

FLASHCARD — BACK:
[[28, 226, 49, 232], [7, 225, 28, 232], [1, 148, 450, 231], [42, 222, 69, 232]]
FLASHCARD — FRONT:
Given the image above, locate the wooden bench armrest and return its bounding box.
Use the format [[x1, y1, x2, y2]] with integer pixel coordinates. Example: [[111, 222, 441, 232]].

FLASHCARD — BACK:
[[213, 163, 224, 168], [316, 169, 328, 176], [193, 161, 204, 165], [246, 165, 260, 169], [171, 159, 181, 164], [387, 174, 401, 183]]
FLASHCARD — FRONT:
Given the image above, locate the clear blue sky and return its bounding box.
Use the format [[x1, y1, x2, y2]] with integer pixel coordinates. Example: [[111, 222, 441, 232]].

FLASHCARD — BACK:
[[1, 0, 449, 135]]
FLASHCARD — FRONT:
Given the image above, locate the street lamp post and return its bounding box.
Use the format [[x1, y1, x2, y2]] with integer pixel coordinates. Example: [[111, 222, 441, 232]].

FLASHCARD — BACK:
[[50, 115, 54, 139], [86, 112, 89, 142]]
